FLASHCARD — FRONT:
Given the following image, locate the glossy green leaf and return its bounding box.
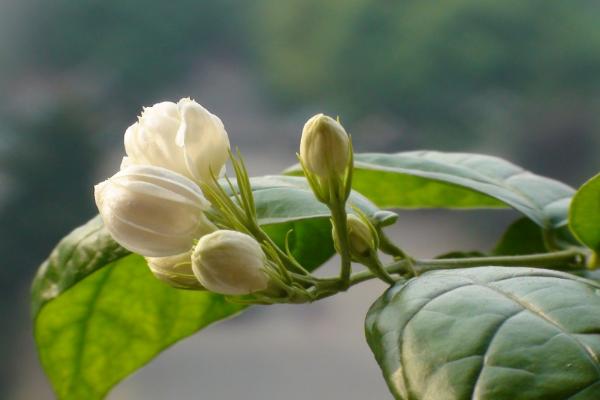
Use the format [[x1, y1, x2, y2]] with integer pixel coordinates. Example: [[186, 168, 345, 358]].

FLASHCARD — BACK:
[[33, 175, 379, 399], [570, 173, 600, 251], [286, 151, 574, 228], [366, 267, 600, 400]]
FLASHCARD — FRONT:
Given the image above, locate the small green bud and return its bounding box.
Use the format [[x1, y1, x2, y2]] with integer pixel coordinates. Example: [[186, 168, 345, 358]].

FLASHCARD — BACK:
[[191, 230, 270, 296], [146, 252, 205, 289], [300, 114, 350, 178], [335, 214, 377, 260]]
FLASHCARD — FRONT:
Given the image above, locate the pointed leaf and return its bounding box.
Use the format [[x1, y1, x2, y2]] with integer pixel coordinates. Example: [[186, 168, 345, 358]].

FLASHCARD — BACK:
[[286, 151, 574, 228]]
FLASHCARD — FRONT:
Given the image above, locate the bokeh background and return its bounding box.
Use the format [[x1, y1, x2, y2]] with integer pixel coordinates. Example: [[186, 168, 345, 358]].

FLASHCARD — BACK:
[[1, 1, 599, 399]]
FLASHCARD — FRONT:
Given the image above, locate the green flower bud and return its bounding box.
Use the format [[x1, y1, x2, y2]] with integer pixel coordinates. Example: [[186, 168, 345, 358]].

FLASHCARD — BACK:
[[191, 230, 270, 295], [335, 214, 376, 260], [300, 114, 349, 178], [146, 252, 205, 289]]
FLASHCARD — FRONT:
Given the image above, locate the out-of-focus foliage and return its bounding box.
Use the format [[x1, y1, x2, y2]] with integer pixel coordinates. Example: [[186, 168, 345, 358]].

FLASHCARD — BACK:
[[251, 0, 600, 149], [22, 0, 244, 105]]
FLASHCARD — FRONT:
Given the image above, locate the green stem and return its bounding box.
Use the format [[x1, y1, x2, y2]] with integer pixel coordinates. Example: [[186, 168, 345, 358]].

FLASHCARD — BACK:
[[378, 230, 417, 276], [328, 188, 352, 289], [291, 249, 585, 303], [346, 249, 583, 288], [378, 231, 409, 259], [542, 229, 561, 252], [249, 223, 311, 276], [411, 249, 581, 273], [364, 256, 397, 284]]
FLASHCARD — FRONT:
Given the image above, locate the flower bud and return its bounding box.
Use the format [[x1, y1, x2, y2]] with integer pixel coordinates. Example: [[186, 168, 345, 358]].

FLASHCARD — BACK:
[[146, 252, 205, 289], [335, 214, 376, 260], [95, 165, 214, 257], [300, 113, 349, 178], [191, 230, 270, 295], [124, 98, 230, 184]]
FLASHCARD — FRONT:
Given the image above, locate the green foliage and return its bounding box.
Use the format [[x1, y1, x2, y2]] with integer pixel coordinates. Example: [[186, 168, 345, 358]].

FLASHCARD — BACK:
[[287, 151, 574, 228], [25, 0, 244, 103], [32, 176, 379, 399], [570, 173, 600, 252], [366, 267, 600, 400], [33, 146, 599, 400], [31, 216, 128, 316], [35, 255, 242, 400], [492, 217, 547, 255], [251, 0, 600, 146]]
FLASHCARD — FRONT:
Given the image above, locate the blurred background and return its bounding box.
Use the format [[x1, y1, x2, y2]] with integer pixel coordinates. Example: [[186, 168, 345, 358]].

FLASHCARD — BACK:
[[1, 0, 599, 398]]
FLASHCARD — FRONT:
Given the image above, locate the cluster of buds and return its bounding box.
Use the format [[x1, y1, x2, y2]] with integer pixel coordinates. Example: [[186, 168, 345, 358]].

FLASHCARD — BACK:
[[299, 114, 396, 285], [95, 98, 272, 296], [94, 98, 394, 302]]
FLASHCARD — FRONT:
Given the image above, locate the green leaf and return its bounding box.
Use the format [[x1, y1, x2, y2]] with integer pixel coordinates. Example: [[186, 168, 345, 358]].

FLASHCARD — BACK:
[[35, 254, 242, 400], [286, 151, 575, 228], [492, 217, 547, 256], [573, 269, 600, 283], [233, 175, 378, 224], [31, 215, 129, 317], [570, 173, 600, 251], [366, 267, 600, 400], [262, 219, 333, 271], [33, 175, 380, 399], [32, 217, 244, 400]]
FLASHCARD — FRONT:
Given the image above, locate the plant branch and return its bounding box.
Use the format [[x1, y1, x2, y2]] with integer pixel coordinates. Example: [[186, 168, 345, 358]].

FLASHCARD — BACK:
[[393, 249, 584, 274], [328, 185, 352, 289]]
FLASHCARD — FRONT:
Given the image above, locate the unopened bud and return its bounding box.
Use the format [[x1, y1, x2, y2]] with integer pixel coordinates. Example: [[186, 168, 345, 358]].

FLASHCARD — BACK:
[[95, 165, 214, 257], [335, 214, 376, 260], [146, 252, 204, 289], [192, 230, 270, 295], [300, 114, 349, 178]]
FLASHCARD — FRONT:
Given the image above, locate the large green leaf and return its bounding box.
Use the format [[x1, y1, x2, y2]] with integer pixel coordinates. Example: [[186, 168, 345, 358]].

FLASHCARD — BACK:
[[366, 267, 600, 400], [35, 254, 242, 400], [286, 151, 575, 228], [33, 175, 378, 399], [570, 173, 600, 252]]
